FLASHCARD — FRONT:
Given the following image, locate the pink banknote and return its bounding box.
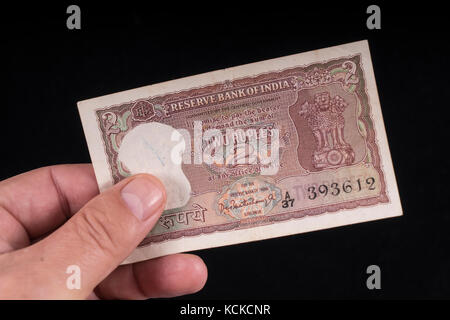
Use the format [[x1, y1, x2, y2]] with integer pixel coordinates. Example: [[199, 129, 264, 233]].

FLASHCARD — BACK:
[[78, 40, 402, 264]]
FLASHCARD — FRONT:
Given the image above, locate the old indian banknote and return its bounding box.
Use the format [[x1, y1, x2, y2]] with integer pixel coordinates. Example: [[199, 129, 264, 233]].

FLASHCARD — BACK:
[[78, 40, 402, 264]]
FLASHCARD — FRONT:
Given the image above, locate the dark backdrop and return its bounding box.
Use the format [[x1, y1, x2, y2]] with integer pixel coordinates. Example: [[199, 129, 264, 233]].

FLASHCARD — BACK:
[[2, 2, 449, 299]]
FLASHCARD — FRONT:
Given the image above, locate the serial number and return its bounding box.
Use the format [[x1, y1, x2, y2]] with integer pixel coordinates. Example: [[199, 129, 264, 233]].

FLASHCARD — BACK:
[[307, 177, 376, 200]]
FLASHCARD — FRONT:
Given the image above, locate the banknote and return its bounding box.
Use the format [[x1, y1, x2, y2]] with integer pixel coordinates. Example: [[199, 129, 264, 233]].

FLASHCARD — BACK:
[[78, 40, 402, 264]]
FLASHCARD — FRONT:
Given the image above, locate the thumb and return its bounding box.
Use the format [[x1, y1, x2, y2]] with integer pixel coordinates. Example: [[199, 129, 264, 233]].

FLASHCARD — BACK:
[[3, 174, 166, 299]]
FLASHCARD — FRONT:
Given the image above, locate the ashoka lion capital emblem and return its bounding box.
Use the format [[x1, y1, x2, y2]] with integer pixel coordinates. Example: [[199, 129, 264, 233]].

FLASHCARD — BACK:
[[299, 92, 355, 169]]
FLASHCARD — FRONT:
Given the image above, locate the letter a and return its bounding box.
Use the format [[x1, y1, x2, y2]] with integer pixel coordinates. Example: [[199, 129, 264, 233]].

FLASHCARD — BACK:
[[66, 5, 81, 30], [366, 265, 381, 289], [66, 265, 81, 290], [366, 5, 381, 30]]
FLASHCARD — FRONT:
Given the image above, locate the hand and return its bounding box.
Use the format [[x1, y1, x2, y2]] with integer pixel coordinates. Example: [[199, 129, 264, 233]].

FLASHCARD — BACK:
[[0, 164, 207, 299]]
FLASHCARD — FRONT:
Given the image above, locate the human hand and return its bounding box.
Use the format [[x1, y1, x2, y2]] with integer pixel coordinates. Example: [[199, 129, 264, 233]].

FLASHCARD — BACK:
[[0, 164, 207, 299]]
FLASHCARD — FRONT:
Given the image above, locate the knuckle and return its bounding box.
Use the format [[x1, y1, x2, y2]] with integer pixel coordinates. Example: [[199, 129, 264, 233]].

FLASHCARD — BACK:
[[74, 207, 118, 257]]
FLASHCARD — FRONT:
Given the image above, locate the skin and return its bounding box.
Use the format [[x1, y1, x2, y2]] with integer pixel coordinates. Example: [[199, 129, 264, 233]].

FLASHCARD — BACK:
[[0, 164, 208, 299]]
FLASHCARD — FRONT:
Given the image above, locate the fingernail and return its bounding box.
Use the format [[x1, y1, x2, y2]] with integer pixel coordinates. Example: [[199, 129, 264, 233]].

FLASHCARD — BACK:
[[121, 177, 165, 221]]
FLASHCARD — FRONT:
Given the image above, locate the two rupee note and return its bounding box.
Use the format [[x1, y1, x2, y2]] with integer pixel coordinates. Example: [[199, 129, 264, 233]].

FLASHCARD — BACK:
[[78, 40, 402, 264]]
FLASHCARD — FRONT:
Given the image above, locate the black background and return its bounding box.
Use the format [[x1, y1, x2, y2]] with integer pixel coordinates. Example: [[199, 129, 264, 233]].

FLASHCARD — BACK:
[[2, 1, 449, 299]]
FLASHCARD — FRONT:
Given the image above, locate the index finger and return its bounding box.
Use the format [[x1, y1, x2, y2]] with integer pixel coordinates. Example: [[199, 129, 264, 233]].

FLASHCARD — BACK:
[[0, 164, 99, 240]]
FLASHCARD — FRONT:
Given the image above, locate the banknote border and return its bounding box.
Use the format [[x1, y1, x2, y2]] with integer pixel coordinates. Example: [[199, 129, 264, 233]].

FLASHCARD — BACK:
[[77, 40, 402, 263], [91, 54, 389, 247]]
